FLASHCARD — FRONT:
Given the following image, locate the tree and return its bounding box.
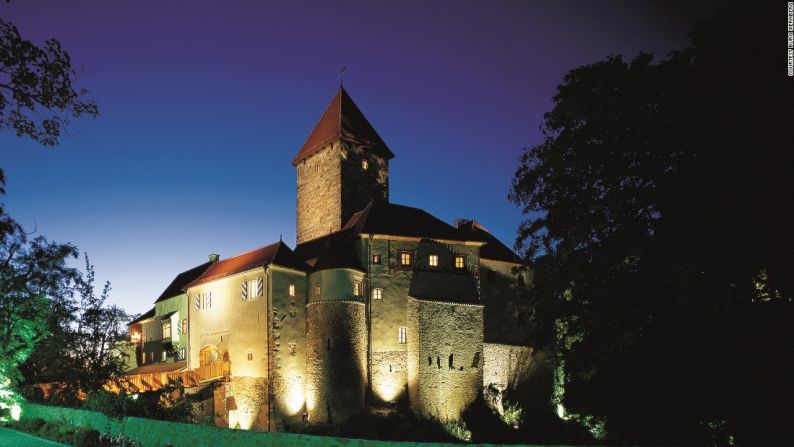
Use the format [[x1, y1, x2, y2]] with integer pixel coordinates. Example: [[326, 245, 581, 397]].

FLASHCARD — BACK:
[[0, 16, 101, 412], [21, 254, 129, 402], [0, 18, 98, 147], [0, 177, 79, 418], [510, 2, 791, 445]]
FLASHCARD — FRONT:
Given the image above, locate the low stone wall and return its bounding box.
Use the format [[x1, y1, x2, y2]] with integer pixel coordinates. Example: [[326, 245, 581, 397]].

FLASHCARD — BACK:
[[19, 402, 564, 446]]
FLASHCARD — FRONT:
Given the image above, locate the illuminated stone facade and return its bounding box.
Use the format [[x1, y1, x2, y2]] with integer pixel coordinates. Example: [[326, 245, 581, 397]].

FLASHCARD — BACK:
[[127, 88, 540, 432]]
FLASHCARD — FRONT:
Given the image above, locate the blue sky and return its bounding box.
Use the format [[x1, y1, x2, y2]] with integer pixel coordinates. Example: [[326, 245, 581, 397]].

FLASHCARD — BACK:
[[0, 0, 716, 315]]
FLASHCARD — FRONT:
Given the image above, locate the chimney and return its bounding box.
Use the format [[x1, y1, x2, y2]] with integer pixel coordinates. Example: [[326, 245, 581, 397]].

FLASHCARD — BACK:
[[209, 253, 220, 263]]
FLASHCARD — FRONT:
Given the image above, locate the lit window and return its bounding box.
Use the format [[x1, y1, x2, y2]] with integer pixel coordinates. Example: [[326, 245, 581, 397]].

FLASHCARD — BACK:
[[372, 288, 383, 300], [362, 159, 369, 170], [314, 285, 321, 297], [141, 352, 146, 365], [400, 252, 412, 267], [398, 327, 407, 344], [289, 284, 296, 297], [246, 351, 254, 362], [162, 321, 171, 338], [149, 352, 154, 363], [249, 279, 261, 299], [182, 319, 187, 335], [354, 281, 362, 296], [429, 254, 439, 267], [162, 351, 167, 362], [455, 255, 465, 269], [372, 254, 381, 264]]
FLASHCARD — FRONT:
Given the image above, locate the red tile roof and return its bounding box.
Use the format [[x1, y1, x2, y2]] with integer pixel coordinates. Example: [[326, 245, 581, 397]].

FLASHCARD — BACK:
[[292, 87, 395, 166], [186, 241, 308, 288]]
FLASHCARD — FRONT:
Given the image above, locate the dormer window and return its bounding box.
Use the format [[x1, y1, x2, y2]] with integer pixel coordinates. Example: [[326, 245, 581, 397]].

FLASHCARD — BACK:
[[361, 159, 369, 170]]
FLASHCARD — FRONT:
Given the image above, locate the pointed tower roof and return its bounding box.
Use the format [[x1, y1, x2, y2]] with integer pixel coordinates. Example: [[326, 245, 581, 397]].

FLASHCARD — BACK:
[[292, 87, 395, 166]]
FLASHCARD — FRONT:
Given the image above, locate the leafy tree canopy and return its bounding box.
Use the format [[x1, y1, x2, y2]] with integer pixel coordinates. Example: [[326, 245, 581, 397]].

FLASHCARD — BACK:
[[510, 2, 791, 444], [0, 18, 98, 147]]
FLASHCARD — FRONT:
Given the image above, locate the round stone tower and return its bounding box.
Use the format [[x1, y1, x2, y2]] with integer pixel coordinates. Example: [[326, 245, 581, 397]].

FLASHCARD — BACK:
[[305, 299, 367, 424]]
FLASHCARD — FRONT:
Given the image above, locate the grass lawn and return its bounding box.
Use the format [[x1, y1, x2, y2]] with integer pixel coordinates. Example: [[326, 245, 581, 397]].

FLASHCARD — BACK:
[[0, 426, 69, 447]]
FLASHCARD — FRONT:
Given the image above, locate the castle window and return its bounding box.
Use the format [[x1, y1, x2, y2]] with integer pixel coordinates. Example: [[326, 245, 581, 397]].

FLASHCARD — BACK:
[[429, 254, 439, 267], [517, 273, 525, 287], [204, 292, 212, 309], [361, 159, 369, 170], [141, 352, 146, 365], [455, 255, 466, 269], [398, 327, 407, 344], [354, 281, 362, 296], [314, 164, 319, 174], [182, 319, 188, 335], [149, 352, 154, 363], [162, 351, 167, 362], [246, 351, 253, 362], [314, 285, 321, 297], [400, 252, 412, 267], [372, 254, 381, 264], [289, 284, 296, 297], [372, 288, 383, 300], [448, 353, 454, 369], [246, 278, 262, 299], [162, 321, 171, 339]]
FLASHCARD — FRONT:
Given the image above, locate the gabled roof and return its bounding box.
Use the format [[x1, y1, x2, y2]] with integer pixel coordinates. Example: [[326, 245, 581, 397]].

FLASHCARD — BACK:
[[455, 219, 522, 264], [154, 260, 215, 303], [343, 201, 466, 241], [129, 307, 155, 325], [292, 87, 395, 166], [186, 241, 309, 288]]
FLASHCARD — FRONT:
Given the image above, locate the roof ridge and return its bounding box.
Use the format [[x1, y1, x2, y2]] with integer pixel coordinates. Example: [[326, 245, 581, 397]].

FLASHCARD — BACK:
[[218, 241, 280, 262]]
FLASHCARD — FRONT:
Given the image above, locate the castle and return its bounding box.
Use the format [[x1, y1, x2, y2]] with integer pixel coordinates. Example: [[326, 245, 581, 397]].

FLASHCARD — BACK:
[[125, 88, 540, 431]]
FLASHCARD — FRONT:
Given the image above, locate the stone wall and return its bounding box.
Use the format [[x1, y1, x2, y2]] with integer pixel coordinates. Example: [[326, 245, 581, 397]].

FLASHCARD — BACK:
[[305, 300, 367, 424], [296, 142, 343, 244], [371, 350, 407, 404], [21, 402, 553, 446], [407, 297, 484, 421], [225, 376, 268, 430], [479, 259, 533, 345], [269, 266, 308, 429], [340, 142, 389, 223]]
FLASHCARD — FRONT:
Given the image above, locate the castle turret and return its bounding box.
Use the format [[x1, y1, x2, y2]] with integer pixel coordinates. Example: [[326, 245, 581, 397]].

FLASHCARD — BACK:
[[293, 88, 394, 244]]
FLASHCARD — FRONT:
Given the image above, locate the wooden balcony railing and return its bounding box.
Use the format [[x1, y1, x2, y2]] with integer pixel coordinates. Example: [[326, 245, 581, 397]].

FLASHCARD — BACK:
[[104, 362, 230, 394]]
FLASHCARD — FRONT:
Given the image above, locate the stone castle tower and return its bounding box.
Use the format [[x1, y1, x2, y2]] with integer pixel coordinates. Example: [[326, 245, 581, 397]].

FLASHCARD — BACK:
[[293, 87, 395, 244]]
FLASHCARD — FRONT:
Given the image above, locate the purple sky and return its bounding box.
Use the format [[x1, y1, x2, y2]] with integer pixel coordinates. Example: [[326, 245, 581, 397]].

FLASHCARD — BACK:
[[1, 0, 717, 316]]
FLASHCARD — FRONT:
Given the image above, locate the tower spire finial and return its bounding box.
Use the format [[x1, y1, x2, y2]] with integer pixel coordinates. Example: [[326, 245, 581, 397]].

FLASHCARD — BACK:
[[338, 65, 346, 88]]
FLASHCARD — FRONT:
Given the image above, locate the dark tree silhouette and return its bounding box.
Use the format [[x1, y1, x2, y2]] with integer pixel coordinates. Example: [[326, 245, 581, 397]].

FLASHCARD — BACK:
[[510, 2, 791, 445], [0, 18, 98, 147]]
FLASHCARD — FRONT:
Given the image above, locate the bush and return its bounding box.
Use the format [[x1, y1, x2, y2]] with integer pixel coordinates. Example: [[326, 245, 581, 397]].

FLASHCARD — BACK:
[[5, 417, 108, 447], [442, 418, 472, 442], [501, 401, 523, 428], [83, 383, 193, 423]]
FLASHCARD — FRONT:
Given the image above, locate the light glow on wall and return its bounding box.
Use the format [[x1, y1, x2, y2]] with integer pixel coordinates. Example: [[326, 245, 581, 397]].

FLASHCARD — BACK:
[[373, 376, 400, 402], [283, 375, 305, 415]]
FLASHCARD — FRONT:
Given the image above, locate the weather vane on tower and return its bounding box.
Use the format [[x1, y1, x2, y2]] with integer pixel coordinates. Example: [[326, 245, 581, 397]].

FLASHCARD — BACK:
[[339, 65, 346, 88]]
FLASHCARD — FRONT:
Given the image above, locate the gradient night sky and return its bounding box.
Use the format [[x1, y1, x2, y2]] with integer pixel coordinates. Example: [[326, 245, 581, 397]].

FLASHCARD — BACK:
[[1, 0, 717, 315]]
